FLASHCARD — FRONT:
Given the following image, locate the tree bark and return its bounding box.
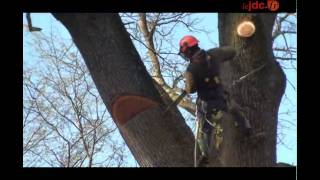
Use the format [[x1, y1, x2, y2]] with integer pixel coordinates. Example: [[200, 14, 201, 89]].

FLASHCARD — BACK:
[[216, 13, 286, 166], [52, 13, 195, 167]]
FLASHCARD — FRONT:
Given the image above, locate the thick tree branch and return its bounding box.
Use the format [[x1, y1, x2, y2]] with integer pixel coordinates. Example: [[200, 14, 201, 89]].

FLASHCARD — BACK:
[[52, 13, 196, 167]]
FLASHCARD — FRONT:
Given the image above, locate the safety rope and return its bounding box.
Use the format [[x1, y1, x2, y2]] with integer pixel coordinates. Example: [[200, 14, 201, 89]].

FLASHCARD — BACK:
[[194, 104, 199, 167], [194, 119, 198, 167], [232, 62, 268, 86]]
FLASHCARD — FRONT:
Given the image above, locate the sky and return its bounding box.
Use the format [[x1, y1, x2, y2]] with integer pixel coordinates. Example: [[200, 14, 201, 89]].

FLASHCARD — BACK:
[[23, 13, 297, 166]]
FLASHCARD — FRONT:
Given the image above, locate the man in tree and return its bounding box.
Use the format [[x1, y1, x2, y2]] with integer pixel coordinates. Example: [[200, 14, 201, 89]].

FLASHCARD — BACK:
[[179, 35, 252, 165]]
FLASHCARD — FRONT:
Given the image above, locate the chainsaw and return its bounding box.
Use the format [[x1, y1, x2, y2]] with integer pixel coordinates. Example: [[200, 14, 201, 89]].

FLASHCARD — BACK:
[[163, 91, 187, 116]]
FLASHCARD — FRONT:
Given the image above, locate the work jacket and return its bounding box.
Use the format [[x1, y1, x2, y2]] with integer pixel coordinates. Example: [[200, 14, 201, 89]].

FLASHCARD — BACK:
[[184, 46, 236, 101]]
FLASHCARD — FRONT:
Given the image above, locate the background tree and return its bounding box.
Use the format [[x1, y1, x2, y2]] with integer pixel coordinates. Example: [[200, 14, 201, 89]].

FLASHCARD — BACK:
[[23, 31, 128, 167]]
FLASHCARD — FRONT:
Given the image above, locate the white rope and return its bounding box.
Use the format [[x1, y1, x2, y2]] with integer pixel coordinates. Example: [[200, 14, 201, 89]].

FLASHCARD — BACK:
[[194, 105, 199, 167], [205, 118, 216, 128], [232, 62, 268, 86], [194, 120, 198, 167]]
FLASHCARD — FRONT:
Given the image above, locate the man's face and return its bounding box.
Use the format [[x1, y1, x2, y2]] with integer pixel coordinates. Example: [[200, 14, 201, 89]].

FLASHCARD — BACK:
[[179, 45, 193, 62]]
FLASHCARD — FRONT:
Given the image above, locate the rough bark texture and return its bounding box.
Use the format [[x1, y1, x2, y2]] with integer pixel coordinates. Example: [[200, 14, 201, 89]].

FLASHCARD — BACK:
[[216, 13, 286, 166], [52, 13, 195, 167]]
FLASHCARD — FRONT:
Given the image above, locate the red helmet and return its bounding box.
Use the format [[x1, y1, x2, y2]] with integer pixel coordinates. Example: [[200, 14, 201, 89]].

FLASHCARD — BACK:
[[179, 35, 199, 53]]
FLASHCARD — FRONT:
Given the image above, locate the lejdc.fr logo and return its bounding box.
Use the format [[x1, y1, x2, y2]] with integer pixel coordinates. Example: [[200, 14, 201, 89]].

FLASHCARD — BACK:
[[242, 0, 280, 11]]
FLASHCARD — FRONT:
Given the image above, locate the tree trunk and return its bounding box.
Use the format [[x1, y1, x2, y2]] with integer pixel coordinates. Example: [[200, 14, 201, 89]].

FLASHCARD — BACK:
[[52, 13, 196, 167], [216, 13, 286, 166], [52, 13, 286, 167]]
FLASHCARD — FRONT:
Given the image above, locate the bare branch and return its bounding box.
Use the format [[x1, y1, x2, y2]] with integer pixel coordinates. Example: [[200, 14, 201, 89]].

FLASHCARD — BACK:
[[275, 57, 296, 61], [26, 13, 42, 32]]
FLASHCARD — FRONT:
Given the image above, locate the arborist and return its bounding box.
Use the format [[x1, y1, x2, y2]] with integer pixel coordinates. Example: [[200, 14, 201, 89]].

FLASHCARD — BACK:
[[178, 35, 252, 165]]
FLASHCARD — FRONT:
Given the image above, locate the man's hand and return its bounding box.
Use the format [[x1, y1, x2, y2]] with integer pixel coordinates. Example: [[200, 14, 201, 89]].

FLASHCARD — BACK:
[[207, 46, 237, 63]]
